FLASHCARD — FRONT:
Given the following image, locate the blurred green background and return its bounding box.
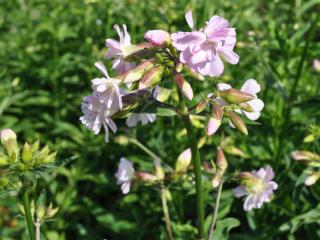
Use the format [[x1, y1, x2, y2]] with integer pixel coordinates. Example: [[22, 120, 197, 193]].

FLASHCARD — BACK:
[[0, 0, 319, 239]]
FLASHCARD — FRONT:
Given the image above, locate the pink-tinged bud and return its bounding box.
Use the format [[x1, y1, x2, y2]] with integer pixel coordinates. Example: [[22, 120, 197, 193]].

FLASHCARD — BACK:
[[123, 60, 154, 83], [212, 104, 223, 120], [313, 59, 320, 72], [305, 172, 320, 186], [124, 42, 156, 61], [218, 88, 255, 104], [175, 148, 192, 173], [188, 69, 205, 81], [227, 111, 248, 135], [206, 118, 221, 136], [291, 151, 320, 162], [121, 89, 151, 105], [139, 66, 163, 89], [0, 128, 19, 160], [174, 74, 193, 100], [212, 171, 222, 188], [216, 147, 228, 172], [195, 99, 208, 114], [135, 172, 159, 183], [144, 30, 171, 47]]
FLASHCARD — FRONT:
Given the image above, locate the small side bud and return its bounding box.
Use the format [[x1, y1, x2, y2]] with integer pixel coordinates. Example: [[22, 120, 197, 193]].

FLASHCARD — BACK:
[[206, 104, 223, 136], [123, 60, 154, 83], [135, 172, 159, 183], [31, 140, 40, 152], [36, 205, 46, 222], [291, 151, 320, 162], [218, 88, 255, 104], [212, 171, 222, 188], [227, 111, 248, 135], [153, 159, 165, 180], [216, 147, 228, 172], [196, 100, 208, 114], [22, 143, 33, 164], [176, 63, 184, 73], [305, 172, 320, 186], [139, 66, 163, 89], [175, 148, 192, 173], [174, 74, 193, 100], [0, 128, 19, 160], [239, 102, 254, 112]]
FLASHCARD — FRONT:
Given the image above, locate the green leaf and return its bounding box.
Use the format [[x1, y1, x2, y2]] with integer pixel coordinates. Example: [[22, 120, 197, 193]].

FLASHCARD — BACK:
[[210, 217, 240, 240]]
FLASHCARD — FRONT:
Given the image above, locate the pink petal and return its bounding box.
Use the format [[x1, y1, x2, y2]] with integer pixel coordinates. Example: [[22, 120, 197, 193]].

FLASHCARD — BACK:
[[247, 99, 264, 112], [243, 111, 261, 121], [206, 118, 221, 135], [217, 83, 232, 91], [185, 10, 194, 29], [233, 186, 247, 197], [241, 79, 261, 94], [95, 61, 109, 78], [171, 31, 206, 51], [209, 55, 224, 77], [219, 47, 239, 64]]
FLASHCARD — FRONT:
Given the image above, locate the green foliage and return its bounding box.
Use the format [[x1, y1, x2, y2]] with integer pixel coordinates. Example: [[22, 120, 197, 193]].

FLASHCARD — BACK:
[[0, 0, 319, 239]]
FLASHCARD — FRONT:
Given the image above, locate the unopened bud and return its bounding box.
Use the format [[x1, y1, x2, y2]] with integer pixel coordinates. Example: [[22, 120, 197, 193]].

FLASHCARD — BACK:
[[227, 111, 248, 135], [22, 143, 33, 163], [206, 104, 223, 136], [313, 59, 320, 72], [174, 74, 193, 100], [0, 154, 8, 166], [46, 204, 59, 219], [212, 171, 222, 188], [175, 148, 192, 173], [291, 151, 320, 162], [239, 102, 254, 112], [124, 60, 154, 83], [42, 152, 57, 164], [135, 172, 158, 183], [196, 100, 208, 114], [154, 159, 165, 180], [176, 63, 184, 73], [36, 205, 46, 221], [139, 66, 163, 89], [114, 135, 130, 146], [216, 147, 227, 172], [0, 128, 19, 160], [144, 30, 171, 47], [305, 172, 320, 186], [218, 88, 255, 104], [31, 140, 40, 152]]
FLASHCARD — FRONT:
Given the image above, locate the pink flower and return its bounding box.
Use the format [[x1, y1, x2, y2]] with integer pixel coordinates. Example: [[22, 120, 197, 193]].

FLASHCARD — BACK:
[[234, 166, 278, 211], [115, 158, 134, 194], [144, 30, 171, 47], [92, 61, 124, 113], [125, 113, 156, 127], [80, 94, 117, 143], [171, 10, 239, 77], [105, 24, 135, 74]]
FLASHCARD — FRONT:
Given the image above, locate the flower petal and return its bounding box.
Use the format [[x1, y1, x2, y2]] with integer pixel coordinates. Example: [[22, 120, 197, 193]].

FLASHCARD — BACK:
[[185, 10, 194, 29], [241, 79, 261, 94]]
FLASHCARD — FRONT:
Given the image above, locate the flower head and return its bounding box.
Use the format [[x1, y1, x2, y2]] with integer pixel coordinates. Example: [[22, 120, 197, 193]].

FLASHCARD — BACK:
[[234, 166, 278, 211], [105, 24, 135, 73], [144, 30, 171, 47], [171, 11, 239, 77], [115, 157, 134, 194], [125, 113, 156, 127], [80, 94, 117, 143]]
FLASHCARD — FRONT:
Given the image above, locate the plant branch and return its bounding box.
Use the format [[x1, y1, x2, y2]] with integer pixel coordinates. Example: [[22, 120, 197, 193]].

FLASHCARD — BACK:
[[207, 181, 223, 240], [160, 185, 174, 240], [20, 190, 36, 240], [129, 138, 161, 161]]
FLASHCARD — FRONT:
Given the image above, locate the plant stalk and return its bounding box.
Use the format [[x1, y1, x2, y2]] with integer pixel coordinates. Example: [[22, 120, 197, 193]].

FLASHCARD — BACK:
[[21, 190, 36, 240], [207, 181, 223, 240], [35, 222, 41, 240], [160, 185, 174, 240]]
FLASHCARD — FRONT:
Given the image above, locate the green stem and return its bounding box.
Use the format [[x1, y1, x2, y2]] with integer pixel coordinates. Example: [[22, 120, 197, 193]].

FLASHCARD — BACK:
[[21, 190, 36, 240], [176, 85, 204, 239], [129, 138, 161, 161], [207, 181, 223, 240], [160, 185, 174, 240]]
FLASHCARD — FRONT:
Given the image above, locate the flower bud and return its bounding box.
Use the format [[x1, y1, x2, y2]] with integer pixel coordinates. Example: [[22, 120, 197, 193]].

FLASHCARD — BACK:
[[212, 171, 222, 188], [176, 63, 184, 73], [218, 88, 255, 104], [0, 128, 19, 160], [154, 159, 165, 180], [305, 172, 320, 186], [313, 59, 320, 72], [174, 74, 193, 100], [227, 111, 248, 135], [123, 60, 154, 83], [22, 143, 33, 164], [216, 147, 227, 172], [114, 135, 130, 146], [196, 100, 208, 114], [144, 30, 171, 47], [291, 151, 320, 162], [175, 148, 192, 173], [31, 140, 40, 152], [135, 172, 159, 183], [139, 66, 163, 89], [36, 205, 46, 222], [46, 203, 59, 219], [206, 104, 223, 136], [239, 102, 254, 112]]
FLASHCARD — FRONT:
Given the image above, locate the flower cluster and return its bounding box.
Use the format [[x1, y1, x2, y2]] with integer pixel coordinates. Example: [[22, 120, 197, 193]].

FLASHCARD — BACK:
[[80, 10, 276, 214]]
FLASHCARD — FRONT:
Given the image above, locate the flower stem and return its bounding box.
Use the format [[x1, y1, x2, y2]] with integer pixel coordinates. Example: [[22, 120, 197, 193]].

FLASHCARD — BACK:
[[35, 222, 41, 240], [21, 190, 36, 240], [183, 115, 205, 239], [160, 185, 174, 240], [129, 138, 161, 161], [207, 181, 223, 240]]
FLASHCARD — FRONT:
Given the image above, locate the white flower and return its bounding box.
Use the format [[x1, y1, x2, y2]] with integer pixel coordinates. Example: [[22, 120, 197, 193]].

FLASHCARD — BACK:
[[92, 61, 124, 113], [125, 113, 156, 128], [115, 157, 134, 194], [216, 79, 264, 120], [105, 24, 135, 74], [80, 94, 117, 143], [234, 166, 278, 211]]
